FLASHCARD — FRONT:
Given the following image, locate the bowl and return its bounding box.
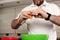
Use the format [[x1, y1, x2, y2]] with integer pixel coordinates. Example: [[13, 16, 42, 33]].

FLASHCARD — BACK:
[[21, 34, 49, 40]]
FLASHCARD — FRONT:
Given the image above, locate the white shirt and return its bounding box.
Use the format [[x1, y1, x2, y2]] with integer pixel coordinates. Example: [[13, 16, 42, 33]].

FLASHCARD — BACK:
[[16, 1, 60, 40]]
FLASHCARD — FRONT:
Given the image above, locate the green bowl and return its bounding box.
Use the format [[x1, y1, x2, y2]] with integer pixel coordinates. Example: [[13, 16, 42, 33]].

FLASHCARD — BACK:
[[21, 34, 49, 40]]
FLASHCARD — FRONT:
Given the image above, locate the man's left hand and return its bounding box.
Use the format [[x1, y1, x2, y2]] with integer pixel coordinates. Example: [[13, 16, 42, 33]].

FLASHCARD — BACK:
[[31, 7, 48, 19]]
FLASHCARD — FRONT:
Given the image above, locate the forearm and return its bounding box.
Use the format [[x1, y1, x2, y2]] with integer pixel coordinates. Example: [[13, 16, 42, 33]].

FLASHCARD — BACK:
[[50, 15, 60, 26], [11, 18, 23, 29]]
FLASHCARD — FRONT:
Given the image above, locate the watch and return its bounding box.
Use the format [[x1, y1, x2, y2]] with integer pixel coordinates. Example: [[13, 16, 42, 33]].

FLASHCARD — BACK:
[[45, 13, 51, 20]]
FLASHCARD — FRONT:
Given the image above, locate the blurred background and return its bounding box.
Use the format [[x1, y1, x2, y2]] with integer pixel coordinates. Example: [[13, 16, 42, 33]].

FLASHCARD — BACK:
[[0, 0, 60, 39]]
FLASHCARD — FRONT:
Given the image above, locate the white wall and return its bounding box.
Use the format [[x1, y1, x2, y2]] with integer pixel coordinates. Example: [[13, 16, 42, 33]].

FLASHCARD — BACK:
[[0, 5, 28, 34], [0, 7, 16, 33]]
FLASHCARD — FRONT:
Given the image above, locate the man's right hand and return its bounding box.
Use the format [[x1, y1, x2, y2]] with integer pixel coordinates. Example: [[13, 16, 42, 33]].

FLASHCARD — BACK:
[[18, 11, 32, 21]]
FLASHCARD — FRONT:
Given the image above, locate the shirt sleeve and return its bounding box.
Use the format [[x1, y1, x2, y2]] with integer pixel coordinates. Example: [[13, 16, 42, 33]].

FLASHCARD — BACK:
[[51, 4, 60, 16], [15, 8, 27, 19], [15, 6, 31, 27], [52, 4, 60, 27], [15, 5, 31, 19]]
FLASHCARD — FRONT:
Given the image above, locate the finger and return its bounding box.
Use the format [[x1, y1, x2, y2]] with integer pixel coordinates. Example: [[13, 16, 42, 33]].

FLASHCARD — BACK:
[[34, 15, 42, 18], [32, 12, 38, 16], [22, 16, 29, 19], [27, 11, 33, 16], [32, 11, 39, 16], [34, 13, 43, 18], [23, 14, 30, 18]]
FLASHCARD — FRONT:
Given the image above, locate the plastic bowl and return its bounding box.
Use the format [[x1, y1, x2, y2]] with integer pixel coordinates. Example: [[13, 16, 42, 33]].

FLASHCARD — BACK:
[[21, 34, 49, 40]]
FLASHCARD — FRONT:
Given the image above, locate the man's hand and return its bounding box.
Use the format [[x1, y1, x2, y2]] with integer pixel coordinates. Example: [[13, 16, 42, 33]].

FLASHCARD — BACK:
[[31, 7, 48, 19], [11, 11, 32, 29], [18, 11, 32, 21]]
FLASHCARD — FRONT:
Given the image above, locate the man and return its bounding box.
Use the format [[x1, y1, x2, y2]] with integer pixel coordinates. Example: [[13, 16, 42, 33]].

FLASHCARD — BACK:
[[11, 0, 60, 40]]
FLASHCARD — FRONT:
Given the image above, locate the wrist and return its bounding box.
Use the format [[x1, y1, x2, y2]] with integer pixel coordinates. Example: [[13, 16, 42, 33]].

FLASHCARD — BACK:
[[41, 11, 48, 19], [45, 13, 51, 20], [18, 17, 24, 23], [44, 13, 48, 19]]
